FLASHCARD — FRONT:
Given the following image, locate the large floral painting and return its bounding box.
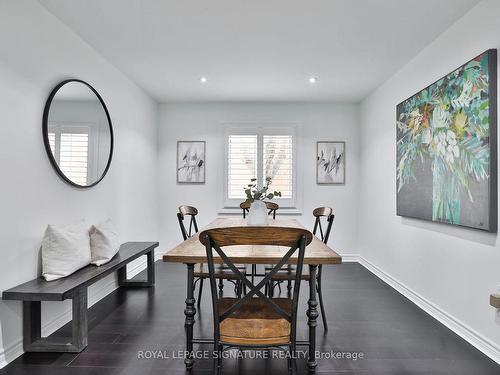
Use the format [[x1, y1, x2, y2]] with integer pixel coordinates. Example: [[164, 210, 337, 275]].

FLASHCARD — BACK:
[[397, 49, 497, 232]]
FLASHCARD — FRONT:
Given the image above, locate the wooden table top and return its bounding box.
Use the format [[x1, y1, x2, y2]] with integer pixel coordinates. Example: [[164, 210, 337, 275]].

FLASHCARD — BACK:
[[162, 218, 342, 265]]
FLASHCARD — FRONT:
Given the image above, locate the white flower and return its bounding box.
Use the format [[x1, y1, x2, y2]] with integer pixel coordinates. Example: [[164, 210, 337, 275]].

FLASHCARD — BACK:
[[434, 129, 459, 164], [431, 106, 450, 129], [421, 128, 431, 144], [451, 81, 474, 109]]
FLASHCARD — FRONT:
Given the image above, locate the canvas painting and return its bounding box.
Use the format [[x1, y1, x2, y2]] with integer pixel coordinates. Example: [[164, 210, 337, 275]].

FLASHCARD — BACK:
[[397, 49, 497, 232], [317, 141, 345, 184], [177, 141, 205, 183]]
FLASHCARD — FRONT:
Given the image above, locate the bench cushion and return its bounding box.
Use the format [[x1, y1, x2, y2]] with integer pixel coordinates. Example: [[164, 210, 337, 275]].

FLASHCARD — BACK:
[[90, 219, 120, 266], [42, 221, 92, 281]]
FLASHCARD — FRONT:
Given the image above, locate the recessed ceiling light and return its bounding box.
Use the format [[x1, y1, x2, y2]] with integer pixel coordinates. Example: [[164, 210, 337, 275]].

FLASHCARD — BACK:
[[200, 77, 208, 83], [309, 77, 317, 84]]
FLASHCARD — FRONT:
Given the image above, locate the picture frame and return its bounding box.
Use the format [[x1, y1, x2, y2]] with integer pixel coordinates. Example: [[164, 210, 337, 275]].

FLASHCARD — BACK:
[[177, 140, 206, 184], [396, 49, 497, 232], [316, 141, 345, 184]]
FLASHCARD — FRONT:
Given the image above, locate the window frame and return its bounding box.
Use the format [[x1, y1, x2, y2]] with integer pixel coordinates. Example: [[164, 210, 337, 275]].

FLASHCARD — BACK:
[[219, 123, 302, 214]]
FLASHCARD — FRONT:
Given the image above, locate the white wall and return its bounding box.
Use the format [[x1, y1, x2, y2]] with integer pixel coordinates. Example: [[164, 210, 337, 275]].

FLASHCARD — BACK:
[[358, 0, 500, 362], [0, 1, 159, 366], [158, 102, 360, 256]]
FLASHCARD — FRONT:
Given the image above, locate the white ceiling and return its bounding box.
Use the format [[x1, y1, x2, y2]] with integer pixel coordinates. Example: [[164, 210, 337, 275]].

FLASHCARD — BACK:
[[39, 0, 480, 103]]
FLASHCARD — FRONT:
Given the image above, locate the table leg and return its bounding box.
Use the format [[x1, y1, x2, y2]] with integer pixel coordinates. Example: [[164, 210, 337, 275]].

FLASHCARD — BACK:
[[307, 264, 318, 371], [184, 263, 196, 369]]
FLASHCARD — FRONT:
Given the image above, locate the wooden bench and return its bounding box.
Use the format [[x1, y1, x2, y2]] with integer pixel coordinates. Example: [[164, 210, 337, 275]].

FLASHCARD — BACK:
[[2, 241, 158, 353]]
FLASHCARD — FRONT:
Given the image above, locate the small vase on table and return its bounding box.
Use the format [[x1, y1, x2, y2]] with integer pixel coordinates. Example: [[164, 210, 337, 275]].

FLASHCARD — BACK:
[[247, 200, 269, 226]]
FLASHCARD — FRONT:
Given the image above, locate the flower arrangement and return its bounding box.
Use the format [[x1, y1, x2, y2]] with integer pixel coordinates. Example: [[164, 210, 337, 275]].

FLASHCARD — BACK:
[[244, 177, 282, 204], [397, 52, 491, 224]]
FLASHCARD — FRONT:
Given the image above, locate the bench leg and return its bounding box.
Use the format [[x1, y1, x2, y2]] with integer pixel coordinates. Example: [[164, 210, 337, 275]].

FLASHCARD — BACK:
[[23, 300, 41, 350], [72, 288, 88, 350], [23, 288, 88, 352], [118, 249, 155, 287]]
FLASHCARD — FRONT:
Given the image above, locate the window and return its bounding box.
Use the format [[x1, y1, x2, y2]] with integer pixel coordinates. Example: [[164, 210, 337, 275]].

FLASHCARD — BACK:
[[48, 125, 91, 186], [223, 125, 298, 210]]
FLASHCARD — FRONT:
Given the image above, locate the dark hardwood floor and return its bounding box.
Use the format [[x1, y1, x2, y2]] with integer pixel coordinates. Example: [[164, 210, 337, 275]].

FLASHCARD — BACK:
[[1, 262, 499, 374]]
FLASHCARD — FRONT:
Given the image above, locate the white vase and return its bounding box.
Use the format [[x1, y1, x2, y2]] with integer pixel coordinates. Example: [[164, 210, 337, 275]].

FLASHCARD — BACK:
[[247, 200, 269, 225]]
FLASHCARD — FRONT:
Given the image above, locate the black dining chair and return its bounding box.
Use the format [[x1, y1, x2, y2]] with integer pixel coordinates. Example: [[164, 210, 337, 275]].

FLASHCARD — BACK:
[[268, 207, 334, 330], [177, 205, 199, 241], [177, 205, 246, 306], [199, 226, 312, 374]]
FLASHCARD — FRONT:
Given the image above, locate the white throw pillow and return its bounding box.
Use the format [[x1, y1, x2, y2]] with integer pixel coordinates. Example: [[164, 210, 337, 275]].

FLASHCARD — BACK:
[[42, 221, 92, 281], [90, 219, 120, 266]]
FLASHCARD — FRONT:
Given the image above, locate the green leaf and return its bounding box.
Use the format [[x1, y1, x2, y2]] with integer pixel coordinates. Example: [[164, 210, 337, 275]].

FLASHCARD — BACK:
[[266, 193, 274, 199]]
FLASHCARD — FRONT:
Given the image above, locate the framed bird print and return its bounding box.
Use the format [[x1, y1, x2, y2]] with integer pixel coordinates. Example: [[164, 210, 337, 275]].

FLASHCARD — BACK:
[[177, 140, 206, 184], [317, 141, 345, 184]]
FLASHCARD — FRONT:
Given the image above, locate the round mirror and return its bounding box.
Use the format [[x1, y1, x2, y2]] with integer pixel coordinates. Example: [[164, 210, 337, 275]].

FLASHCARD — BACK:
[[43, 79, 113, 188]]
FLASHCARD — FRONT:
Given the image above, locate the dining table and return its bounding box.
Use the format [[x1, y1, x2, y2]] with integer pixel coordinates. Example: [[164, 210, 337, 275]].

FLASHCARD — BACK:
[[162, 217, 342, 372]]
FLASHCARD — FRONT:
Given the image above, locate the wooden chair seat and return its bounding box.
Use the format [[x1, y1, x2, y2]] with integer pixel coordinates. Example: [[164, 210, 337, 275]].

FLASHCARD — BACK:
[[270, 266, 310, 281], [194, 264, 246, 280], [218, 297, 292, 345]]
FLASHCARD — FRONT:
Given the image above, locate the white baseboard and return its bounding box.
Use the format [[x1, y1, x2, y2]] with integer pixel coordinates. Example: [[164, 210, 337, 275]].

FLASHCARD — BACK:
[[337, 253, 359, 263], [357, 255, 500, 365], [0, 351, 6, 370], [0, 257, 152, 369]]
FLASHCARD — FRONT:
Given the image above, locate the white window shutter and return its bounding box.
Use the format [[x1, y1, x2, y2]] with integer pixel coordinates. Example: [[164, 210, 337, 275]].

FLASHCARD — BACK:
[[227, 135, 258, 199], [263, 135, 293, 199], [59, 133, 89, 185]]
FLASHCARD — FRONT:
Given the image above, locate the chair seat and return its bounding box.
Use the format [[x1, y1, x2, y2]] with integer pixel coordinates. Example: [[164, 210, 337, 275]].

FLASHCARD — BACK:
[[194, 264, 246, 280], [266, 265, 311, 280], [218, 297, 292, 345]]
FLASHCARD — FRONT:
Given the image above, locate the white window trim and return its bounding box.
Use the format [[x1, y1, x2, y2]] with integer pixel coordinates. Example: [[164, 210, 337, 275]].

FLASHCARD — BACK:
[[218, 123, 303, 215]]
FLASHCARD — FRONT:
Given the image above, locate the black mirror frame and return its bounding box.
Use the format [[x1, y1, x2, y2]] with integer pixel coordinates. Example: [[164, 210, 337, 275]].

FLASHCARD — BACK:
[[42, 79, 114, 188]]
